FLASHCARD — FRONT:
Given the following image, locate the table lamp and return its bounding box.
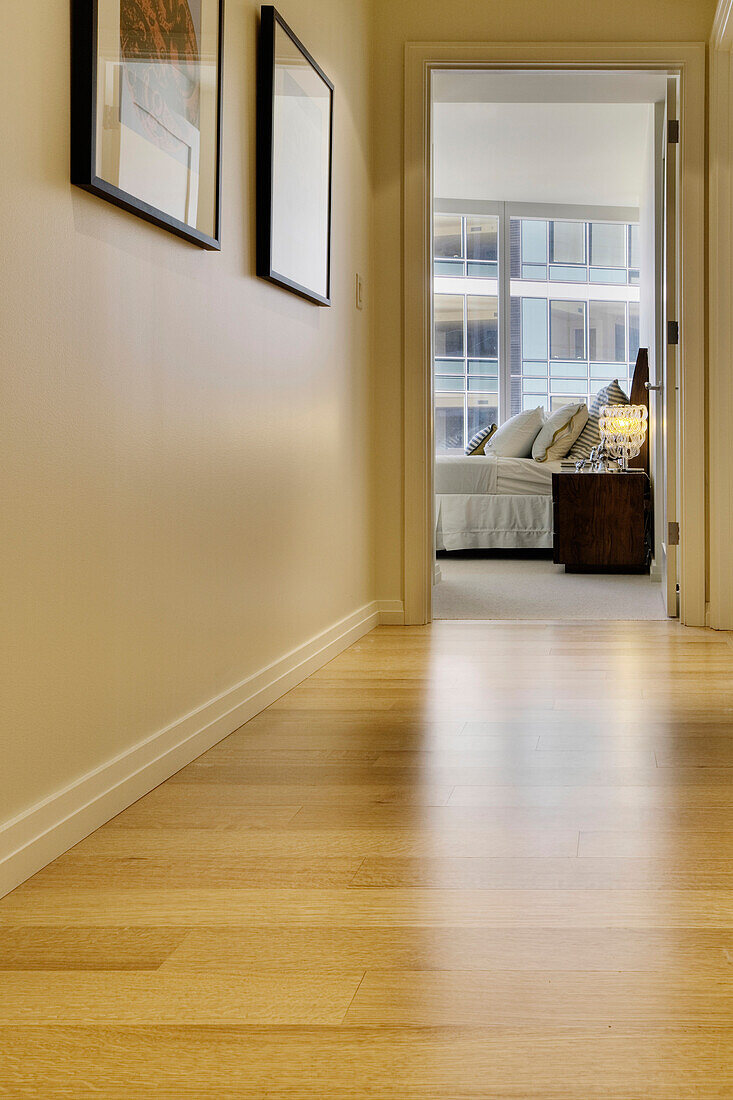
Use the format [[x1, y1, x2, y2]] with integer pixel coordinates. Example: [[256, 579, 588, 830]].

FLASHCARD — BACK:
[[598, 405, 648, 471]]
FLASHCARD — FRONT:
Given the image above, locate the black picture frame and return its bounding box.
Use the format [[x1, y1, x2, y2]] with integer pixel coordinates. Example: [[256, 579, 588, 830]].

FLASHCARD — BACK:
[[257, 6, 334, 306], [70, 0, 225, 250]]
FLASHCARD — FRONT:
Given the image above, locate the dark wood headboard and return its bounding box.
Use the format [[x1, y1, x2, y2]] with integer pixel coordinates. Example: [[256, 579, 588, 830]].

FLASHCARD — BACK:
[[627, 348, 649, 476]]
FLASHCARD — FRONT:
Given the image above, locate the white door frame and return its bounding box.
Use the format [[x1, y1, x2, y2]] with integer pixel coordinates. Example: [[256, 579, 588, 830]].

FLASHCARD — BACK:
[[709, 8, 733, 628], [403, 42, 706, 626]]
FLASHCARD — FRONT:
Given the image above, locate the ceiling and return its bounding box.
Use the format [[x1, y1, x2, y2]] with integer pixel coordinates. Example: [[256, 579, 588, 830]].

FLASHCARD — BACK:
[[432, 71, 665, 208], [432, 69, 668, 105]]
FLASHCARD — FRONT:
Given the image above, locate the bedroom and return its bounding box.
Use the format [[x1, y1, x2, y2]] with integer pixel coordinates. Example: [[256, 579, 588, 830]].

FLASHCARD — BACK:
[[430, 71, 672, 621]]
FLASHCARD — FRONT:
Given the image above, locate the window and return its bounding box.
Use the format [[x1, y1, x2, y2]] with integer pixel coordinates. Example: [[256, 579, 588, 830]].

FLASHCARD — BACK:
[[434, 214, 463, 259], [468, 394, 499, 440], [434, 294, 463, 357], [468, 359, 499, 393], [467, 296, 498, 358], [550, 265, 587, 283], [590, 222, 626, 268], [629, 224, 640, 268], [466, 216, 498, 261], [629, 302, 640, 362], [466, 217, 498, 277], [435, 393, 465, 454], [522, 219, 548, 264], [589, 301, 626, 362], [510, 217, 638, 415], [551, 301, 586, 360], [550, 220, 586, 265], [522, 298, 548, 359], [434, 295, 499, 452], [434, 214, 499, 279], [434, 210, 641, 441]]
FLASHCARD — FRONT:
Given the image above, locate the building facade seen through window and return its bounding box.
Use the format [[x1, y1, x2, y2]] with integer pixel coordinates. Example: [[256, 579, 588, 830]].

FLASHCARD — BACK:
[[434, 213, 641, 454]]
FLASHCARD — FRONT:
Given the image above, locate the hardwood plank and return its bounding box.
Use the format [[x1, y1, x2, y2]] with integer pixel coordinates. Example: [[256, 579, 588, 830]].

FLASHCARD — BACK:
[[170, 747, 336, 764], [3, 887, 733, 927], [10, 824, 580, 867], [2, 1028, 732, 1100], [127, 762, 733, 787], [155, 781, 455, 805], [374, 745, 659, 767], [0, 929, 187, 971], [351, 855, 733, 889], [265, 689, 402, 710], [286, 802, 733, 830], [44, 818, 733, 868], [173, 743, 550, 782], [213, 716, 467, 744], [580, 829, 733, 859], [343, 970, 733, 1029], [116, 760, 733, 787], [161, 926, 733, 974], [448, 784, 733, 808], [22, 854, 364, 889], [0, 972, 365, 1025], [107, 791, 302, 829], [459, 716, 733, 737], [538, 732, 733, 753], [656, 739, 733, 766]]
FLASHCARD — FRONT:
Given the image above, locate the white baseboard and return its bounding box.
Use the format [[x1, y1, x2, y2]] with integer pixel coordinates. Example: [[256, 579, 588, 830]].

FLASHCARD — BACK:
[[377, 600, 405, 625], [0, 601, 381, 900]]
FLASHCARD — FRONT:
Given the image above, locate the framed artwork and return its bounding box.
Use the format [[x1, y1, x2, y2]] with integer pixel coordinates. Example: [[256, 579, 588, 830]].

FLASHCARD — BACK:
[[71, 0, 225, 250], [257, 6, 333, 305]]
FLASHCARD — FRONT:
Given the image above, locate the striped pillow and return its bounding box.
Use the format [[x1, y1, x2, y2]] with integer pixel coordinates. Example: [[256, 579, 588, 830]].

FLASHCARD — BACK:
[[568, 380, 629, 460], [465, 423, 497, 456]]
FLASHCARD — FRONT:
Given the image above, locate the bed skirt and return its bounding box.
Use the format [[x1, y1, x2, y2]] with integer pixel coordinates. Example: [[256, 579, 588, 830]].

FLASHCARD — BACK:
[[436, 494, 554, 551]]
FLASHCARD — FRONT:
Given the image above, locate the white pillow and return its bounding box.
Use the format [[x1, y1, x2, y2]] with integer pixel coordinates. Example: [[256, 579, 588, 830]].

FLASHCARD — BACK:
[[532, 402, 589, 463], [485, 407, 545, 458]]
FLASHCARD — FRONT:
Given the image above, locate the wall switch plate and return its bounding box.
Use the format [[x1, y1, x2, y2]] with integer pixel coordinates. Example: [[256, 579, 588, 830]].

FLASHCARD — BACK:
[[355, 273, 364, 310]]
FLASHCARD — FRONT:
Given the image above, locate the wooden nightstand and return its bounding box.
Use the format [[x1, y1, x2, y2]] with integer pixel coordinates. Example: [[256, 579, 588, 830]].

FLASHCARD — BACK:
[[552, 470, 652, 574]]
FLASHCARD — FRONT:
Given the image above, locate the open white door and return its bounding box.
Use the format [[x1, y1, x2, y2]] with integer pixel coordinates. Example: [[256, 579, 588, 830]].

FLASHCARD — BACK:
[[661, 77, 680, 617]]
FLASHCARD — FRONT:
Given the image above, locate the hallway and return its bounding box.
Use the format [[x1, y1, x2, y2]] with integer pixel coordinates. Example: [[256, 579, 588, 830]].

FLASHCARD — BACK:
[[2, 620, 733, 1097]]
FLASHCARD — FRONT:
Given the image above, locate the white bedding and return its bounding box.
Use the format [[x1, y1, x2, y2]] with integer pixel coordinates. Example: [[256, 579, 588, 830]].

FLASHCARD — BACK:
[[436, 494, 554, 551], [435, 455, 559, 551], [435, 455, 561, 497]]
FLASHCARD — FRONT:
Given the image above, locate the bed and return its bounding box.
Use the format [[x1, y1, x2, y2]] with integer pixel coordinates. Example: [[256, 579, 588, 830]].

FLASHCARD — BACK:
[[435, 350, 650, 553], [435, 455, 559, 550]]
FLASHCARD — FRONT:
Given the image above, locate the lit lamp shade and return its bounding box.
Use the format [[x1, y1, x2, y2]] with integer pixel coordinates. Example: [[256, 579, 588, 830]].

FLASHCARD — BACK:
[[598, 404, 648, 471]]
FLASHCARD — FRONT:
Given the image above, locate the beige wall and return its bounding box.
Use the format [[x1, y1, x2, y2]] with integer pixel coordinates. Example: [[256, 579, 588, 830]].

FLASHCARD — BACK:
[[372, 0, 716, 605], [1, 0, 374, 826]]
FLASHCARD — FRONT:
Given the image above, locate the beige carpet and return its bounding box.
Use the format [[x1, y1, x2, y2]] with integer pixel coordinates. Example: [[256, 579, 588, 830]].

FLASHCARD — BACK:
[[433, 553, 667, 620]]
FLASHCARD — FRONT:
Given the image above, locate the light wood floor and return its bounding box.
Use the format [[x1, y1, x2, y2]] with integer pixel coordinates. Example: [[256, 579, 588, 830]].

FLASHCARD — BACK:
[[2, 620, 733, 1098]]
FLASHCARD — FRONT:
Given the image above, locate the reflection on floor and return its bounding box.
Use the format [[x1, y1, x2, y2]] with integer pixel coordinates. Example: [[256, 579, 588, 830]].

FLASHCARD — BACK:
[[433, 551, 667, 620]]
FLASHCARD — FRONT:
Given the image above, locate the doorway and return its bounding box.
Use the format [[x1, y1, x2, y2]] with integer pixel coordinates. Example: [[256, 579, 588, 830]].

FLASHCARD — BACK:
[[401, 46, 705, 627], [430, 73, 668, 621]]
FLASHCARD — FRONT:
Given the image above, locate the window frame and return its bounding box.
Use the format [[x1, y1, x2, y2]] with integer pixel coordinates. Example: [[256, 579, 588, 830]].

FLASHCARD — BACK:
[[433, 201, 641, 443]]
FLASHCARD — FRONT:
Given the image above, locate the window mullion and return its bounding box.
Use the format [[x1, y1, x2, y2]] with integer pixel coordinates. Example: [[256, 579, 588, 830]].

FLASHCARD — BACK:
[[463, 273, 468, 446], [499, 201, 511, 422]]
